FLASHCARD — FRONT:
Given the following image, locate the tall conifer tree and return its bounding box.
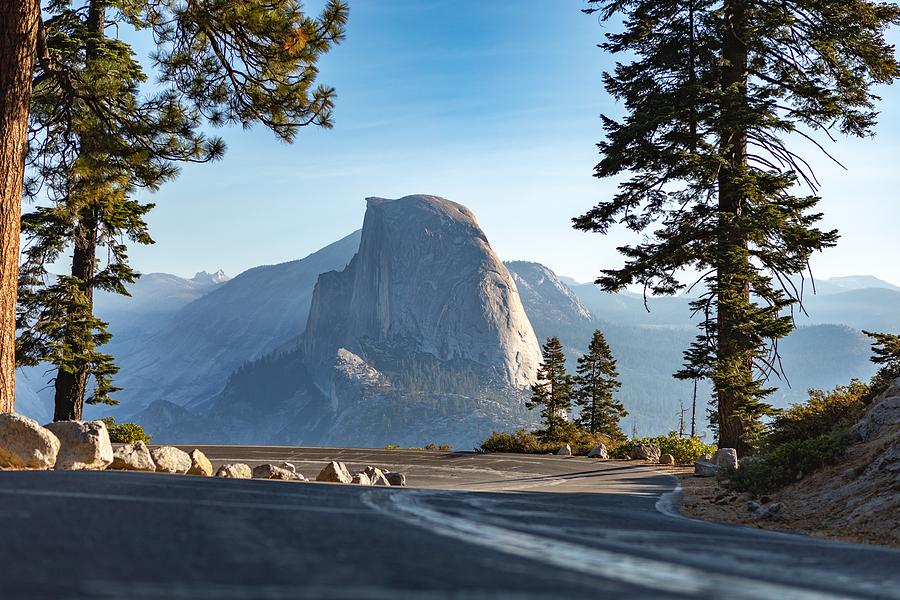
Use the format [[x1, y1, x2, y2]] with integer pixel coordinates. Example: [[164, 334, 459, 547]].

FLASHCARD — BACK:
[[527, 337, 573, 441], [577, 0, 900, 453], [573, 330, 626, 438], [17, 0, 348, 420]]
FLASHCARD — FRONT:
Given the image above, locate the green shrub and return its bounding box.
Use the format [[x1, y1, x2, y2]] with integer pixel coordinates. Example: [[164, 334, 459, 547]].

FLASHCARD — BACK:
[[424, 442, 453, 451], [719, 382, 866, 495], [480, 429, 545, 453], [100, 417, 152, 444], [720, 429, 852, 496], [480, 425, 617, 456], [610, 432, 716, 465], [766, 381, 869, 447], [383, 444, 402, 450]]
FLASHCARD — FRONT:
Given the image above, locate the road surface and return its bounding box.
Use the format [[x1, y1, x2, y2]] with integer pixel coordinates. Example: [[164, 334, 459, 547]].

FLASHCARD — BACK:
[[0, 446, 898, 599]]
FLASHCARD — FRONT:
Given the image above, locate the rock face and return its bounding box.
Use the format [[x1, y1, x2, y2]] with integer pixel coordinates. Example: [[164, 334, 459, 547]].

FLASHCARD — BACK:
[[506, 261, 593, 332], [852, 378, 900, 441], [111, 441, 156, 472], [150, 446, 192, 474], [304, 195, 541, 390], [0, 413, 60, 469], [45, 421, 113, 470], [188, 449, 213, 476], [159, 195, 545, 450]]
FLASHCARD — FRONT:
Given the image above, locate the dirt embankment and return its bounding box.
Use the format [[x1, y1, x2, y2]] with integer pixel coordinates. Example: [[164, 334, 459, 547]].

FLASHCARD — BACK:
[[672, 381, 900, 549]]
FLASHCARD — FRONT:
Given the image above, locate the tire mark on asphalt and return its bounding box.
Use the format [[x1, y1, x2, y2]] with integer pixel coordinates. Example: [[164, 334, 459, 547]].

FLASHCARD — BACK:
[[362, 489, 880, 600]]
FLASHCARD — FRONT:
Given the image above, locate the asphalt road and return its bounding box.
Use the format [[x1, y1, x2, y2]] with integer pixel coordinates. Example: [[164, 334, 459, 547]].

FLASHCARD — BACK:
[[1, 447, 898, 599]]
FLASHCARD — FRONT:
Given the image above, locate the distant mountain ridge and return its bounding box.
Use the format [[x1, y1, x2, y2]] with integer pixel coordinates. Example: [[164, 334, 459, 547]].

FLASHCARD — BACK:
[[508, 265, 878, 436], [561, 274, 900, 296], [94, 270, 229, 317], [107, 230, 363, 415], [135, 195, 543, 448], [13, 200, 893, 442]]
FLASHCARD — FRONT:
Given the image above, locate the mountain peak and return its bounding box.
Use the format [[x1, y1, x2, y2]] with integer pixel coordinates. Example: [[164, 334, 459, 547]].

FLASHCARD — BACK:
[[192, 269, 229, 285], [305, 194, 541, 390], [824, 275, 900, 292]]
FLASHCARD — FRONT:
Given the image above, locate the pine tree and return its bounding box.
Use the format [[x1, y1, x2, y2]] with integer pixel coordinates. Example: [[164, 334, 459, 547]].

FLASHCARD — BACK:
[[16, 0, 348, 420], [527, 337, 573, 441], [863, 330, 900, 396], [675, 337, 714, 439], [573, 329, 626, 439], [577, 0, 900, 454]]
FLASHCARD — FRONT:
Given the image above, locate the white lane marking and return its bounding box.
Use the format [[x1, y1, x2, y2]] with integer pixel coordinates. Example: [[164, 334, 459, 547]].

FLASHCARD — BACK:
[[363, 490, 869, 600], [655, 478, 684, 518], [0, 487, 369, 515]]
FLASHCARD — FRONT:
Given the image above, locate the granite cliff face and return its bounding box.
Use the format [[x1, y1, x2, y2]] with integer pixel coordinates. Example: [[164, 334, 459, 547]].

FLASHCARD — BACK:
[[304, 195, 541, 391], [154, 195, 543, 449]]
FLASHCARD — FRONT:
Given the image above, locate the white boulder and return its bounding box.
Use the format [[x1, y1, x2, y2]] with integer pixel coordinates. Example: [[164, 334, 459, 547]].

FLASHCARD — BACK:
[[150, 446, 192, 474], [630, 444, 661, 462], [317, 461, 353, 483], [110, 441, 156, 472], [0, 413, 60, 469], [215, 463, 252, 479], [693, 460, 719, 477], [188, 449, 213, 477], [352, 472, 372, 485], [44, 420, 113, 470], [587, 444, 608, 459], [363, 466, 391, 486], [253, 463, 304, 481], [712, 448, 739, 470], [556, 444, 572, 456]]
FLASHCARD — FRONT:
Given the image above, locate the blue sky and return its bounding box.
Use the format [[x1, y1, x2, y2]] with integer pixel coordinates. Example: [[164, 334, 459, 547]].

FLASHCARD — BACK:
[[121, 0, 900, 285]]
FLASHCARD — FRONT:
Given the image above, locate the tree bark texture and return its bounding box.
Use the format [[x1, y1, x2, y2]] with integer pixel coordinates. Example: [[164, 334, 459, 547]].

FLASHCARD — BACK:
[[0, 1, 40, 414]]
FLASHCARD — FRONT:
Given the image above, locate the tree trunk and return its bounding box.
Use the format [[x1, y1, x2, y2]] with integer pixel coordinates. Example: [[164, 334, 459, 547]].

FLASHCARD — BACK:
[[0, 1, 41, 414], [690, 378, 697, 438], [52, 1, 105, 421], [717, 0, 752, 455], [52, 212, 99, 421]]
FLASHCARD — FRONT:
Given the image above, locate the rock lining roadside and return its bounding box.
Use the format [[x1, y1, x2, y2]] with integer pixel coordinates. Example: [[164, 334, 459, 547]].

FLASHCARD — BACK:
[[0, 414, 408, 487]]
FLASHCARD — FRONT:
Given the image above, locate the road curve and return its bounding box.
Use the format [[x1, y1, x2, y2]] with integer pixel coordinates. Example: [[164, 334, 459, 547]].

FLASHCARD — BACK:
[[0, 446, 898, 599]]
